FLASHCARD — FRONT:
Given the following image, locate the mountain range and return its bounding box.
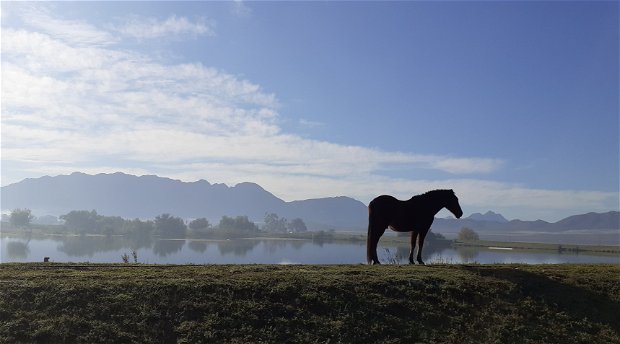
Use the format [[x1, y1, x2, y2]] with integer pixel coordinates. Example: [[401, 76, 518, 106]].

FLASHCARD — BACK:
[[0, 172, 367, 230], [1, 172, 618, 232]]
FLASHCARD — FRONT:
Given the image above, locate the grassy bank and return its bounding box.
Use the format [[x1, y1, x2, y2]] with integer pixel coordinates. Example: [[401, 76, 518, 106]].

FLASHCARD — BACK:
[[1, 264, 618, 343]]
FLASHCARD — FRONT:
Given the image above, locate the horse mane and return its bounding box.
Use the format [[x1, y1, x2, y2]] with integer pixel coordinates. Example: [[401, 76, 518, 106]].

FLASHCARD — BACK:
[[413, 189, 454, 200]]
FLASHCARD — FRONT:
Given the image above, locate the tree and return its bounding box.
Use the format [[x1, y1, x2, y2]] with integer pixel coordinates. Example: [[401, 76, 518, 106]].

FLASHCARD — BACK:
[[218, 216, 236, 231], [263, 213, 287, 232], [231, 216, 258, 232], [10, 209, 34, 228], [189, 218, 210, 231], [287, 218, 307, 232], [99, 215, 126, 235], [155, 214, 186, 238], [125, 219, 154, 249], [218, 216, 258, 232], [61, 210, 101, 233], [458, 227, 479, 241]]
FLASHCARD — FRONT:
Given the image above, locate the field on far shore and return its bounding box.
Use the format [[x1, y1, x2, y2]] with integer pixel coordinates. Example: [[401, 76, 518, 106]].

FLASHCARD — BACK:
[[0, 263, 618, 343]]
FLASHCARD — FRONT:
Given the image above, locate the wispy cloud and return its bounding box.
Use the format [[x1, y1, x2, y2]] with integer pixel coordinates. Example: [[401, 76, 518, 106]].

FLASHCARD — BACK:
[[115, 15, 215, 40], [1, 20, 497, 178], [231, 0, 253, 18], [13, 5, 117, 46], [1, 6, 616, 221], [298, 118, 324, 129], [430, 157, 504, 174]]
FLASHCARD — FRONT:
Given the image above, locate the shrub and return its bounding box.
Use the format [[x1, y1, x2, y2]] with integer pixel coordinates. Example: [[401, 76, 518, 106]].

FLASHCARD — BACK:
[[458, 227, 479, 241]]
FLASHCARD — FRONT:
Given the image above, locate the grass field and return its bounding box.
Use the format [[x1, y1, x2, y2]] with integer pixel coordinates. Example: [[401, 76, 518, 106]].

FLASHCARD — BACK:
[[0, 263, 619, 343]]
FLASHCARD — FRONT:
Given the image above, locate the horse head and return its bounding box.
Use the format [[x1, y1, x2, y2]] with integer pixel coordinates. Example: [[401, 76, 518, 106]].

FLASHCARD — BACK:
[[445, 190, 463, 219]]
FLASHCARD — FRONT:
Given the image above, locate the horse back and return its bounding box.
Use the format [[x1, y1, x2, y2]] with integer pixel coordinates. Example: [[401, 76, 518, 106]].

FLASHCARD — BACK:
[[368, 195, 399, 213], [368, 195, 433, 232], [368, 195, 401, 224]]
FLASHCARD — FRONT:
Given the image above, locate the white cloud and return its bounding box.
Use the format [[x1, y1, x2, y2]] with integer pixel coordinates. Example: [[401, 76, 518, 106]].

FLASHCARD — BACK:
[[430, 157, 504, 174], [17, 5, 118, 46], [1, 26, 495, 177], [231, 1, 253, 18], [2, 8, 616, 221], [116, 15, 215, 39], [299, 118, 324, 129]]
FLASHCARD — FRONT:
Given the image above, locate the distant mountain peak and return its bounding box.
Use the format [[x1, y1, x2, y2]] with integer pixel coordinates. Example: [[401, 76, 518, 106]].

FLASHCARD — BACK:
[[234, 181, 263, 189], [466, 211, 509, 223]]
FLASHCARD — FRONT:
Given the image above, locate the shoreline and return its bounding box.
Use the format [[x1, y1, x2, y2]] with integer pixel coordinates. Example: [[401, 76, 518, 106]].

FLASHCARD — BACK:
[[2, 230, 619, 255]]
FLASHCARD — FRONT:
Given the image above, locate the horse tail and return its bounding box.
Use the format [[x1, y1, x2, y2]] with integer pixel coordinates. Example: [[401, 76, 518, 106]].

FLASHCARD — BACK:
[[367, 201, 385, 264], [366, 207, 372, 264], [367, 216, 373, 264]]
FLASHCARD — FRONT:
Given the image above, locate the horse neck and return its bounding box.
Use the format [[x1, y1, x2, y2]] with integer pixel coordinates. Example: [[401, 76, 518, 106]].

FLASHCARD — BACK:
[[429, 199, 447, 216], [412, 192, 448, 216]]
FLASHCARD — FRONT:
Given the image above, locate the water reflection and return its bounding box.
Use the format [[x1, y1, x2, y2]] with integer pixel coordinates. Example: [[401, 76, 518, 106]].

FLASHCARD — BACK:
[[188, 240, 207, 253], [263, 239, 306, 254], [153, 239, 185, 257], [2, 234, 618, 264], [58, 236, 124, 257], [456, 247, 480, 263], [217, 239, 259, 256], [6, 241, 30, 259], [379, 241, 452, 264]]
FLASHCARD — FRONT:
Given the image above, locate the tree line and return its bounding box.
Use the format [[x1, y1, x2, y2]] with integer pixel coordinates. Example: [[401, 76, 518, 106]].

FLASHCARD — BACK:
[[3, 209, 307, 238]]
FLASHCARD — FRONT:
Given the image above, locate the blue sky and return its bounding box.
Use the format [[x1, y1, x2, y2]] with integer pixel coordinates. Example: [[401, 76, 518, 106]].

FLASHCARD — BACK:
[[1, 1, 618, 221]]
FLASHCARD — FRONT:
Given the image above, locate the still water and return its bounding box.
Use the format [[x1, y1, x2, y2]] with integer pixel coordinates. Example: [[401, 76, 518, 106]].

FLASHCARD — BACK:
[[2, 235, 618, 264]]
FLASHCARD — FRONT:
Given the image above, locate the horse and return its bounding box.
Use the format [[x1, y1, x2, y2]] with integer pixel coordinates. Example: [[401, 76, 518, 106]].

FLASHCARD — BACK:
[[367, 189, 463, 265]]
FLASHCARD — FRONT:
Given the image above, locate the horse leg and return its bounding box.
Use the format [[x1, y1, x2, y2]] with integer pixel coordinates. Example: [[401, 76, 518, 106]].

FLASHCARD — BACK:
[[367, 222, 386, 265], [408, 231, 419, 264], [416, 231, 428, 265]]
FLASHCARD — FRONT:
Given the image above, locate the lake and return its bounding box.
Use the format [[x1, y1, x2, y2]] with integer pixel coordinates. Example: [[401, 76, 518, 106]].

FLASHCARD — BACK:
[[2, 234, 618, 265]]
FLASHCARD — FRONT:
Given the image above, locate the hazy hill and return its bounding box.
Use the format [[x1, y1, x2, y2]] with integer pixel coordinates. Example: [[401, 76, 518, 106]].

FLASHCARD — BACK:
[[0, 172, 367, 230], [1, 172, 617, 232], [553, 211, 620, 231], [433, 212, 618, 233], [466, 211, 508, 223]]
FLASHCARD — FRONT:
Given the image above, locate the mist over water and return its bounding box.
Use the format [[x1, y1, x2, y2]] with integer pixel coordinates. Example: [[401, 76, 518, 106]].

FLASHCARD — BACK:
[[441, 230, 620, 246], [2, 234, 618, 265]]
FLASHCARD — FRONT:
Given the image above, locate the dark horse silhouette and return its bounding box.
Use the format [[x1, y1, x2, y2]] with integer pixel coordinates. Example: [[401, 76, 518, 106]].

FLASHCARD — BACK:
[[367, 189, 463, 265]]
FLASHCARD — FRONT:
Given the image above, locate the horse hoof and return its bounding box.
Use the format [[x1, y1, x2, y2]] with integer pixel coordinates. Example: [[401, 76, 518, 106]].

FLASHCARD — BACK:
[[418, 261, 425, 265]]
